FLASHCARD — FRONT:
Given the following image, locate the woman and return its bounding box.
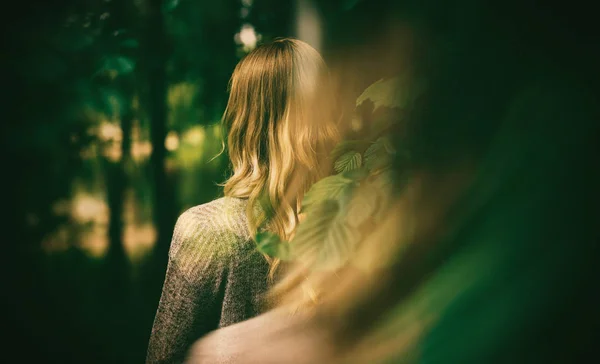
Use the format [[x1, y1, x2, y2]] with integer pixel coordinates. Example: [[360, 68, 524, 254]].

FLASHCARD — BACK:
[[146, 38, 338, 364]]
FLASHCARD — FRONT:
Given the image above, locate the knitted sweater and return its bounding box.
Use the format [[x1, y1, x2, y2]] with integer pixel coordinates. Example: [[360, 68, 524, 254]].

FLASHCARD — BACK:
[[146, 197, 271, 364]]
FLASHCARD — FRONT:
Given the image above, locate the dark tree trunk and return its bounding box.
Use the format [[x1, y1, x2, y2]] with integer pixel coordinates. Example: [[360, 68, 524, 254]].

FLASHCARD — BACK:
[[102, 0, 141, 287], [144, 0, 176, 263], [105, 103, 133, 268]]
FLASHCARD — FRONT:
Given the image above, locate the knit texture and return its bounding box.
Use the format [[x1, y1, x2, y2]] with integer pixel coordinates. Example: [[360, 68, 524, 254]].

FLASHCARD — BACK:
[[146, 197, 270, 364]]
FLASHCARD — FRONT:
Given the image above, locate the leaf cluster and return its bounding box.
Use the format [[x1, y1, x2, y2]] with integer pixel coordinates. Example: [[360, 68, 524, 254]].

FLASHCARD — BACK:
[[256, 76, 416, 271]]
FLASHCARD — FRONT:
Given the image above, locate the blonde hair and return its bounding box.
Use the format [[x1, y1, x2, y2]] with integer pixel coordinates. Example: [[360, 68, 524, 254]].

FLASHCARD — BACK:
[[222, 38, 338, 276]]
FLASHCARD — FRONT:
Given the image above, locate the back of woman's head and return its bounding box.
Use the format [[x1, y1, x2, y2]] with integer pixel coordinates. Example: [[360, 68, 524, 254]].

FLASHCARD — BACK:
[[222, 38, 338, 250]]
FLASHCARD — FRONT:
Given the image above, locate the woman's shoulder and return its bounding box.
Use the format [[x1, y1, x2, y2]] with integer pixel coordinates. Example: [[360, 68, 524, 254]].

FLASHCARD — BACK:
[[175, 197, 249, 232], [169, 197, 252, 265]]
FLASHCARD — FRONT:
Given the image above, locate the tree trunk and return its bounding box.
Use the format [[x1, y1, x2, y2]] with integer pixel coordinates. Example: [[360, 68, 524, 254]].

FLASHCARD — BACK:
[[145, 0, 175, 263], [105, 103, 133, 267], [103, 0, 139, 290]]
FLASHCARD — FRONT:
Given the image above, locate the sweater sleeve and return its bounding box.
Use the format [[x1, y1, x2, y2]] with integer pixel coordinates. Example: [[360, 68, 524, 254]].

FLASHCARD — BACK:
[[146, 209, 234, 364]]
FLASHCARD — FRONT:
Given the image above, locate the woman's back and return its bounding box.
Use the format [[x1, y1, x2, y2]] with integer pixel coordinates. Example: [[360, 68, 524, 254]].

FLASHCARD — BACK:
[[147, 38, 336, 364], [147, 197, 270, 364]]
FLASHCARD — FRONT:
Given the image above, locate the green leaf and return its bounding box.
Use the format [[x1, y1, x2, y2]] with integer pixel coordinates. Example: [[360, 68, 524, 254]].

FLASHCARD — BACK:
[[341, 167, 370, 181], [291, 200, 359, 270], [301, 174, 357, 212], [356, 74, 427, 113], [256, 232, 290, 260], [364, 139, 385, 170], [364, 137, 394, 172], [330, 140, 371, 161], [103, 56, 136, 75], [356, 76, 405, 110], [334, 151, 362, 173], [367, 157, 392, 174], [368, 106, 402, 141], [364, 139, 383, 159]]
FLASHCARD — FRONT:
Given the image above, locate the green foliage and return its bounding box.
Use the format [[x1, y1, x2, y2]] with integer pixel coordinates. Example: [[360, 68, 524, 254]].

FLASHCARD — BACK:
[[334, 151, 362, 173], [356, 74, 425, 111], [346, 186, 377, 227], [291, 76, 414, 269], [102, 56, 136, 75], [364, 136, 395, 172], [368, 106, 401, 140], [255, 74, 417, 271], [341, 167, 370, 181], [256, 232, 290, 260], [290, 200, 359, 270], [330, 140, 371, 161], [356, 77, 405, 110], [301, 174, 357, 212]]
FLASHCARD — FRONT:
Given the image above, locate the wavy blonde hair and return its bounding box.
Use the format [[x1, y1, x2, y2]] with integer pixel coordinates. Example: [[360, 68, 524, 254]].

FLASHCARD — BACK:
[[222, 38, 338, 275]]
